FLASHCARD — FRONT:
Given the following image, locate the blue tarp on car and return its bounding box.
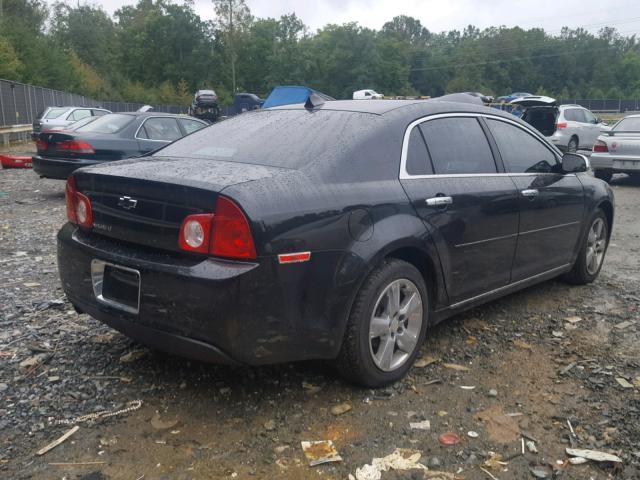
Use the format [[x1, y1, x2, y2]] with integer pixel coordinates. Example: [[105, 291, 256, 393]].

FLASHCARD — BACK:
[[262, 85, 334, 109]]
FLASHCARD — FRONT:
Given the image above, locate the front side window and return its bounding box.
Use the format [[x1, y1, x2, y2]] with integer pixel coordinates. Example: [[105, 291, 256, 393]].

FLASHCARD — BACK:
[[419, 117, 497, 174], [486, 119, 557, 174], [583, 109, 597, 124]]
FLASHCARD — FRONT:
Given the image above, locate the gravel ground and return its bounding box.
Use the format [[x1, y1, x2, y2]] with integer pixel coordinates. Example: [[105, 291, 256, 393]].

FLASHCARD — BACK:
[[1, 145, 639, 479]]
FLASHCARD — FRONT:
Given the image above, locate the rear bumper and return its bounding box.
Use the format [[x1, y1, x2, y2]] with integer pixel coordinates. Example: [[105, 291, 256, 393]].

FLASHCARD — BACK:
[[590, 153, 640, 172], [57, 224, 355, 365], [32, 155, 104, 179]]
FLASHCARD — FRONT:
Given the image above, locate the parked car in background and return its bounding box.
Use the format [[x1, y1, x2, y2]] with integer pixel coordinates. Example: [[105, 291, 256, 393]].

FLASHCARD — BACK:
[[33, 112, 207, 179], [591, 114, 640, 182], [32, 106, 111, 140], [233, 93, 263, 114], [464, 92, 494, 103], [57, 99, 613, 387], [188, 90, 220, 123], [262, 85, 334, 108], [353, 89, 384, 99], [496, 92, 533, 103], [511, 96, 609, 152]]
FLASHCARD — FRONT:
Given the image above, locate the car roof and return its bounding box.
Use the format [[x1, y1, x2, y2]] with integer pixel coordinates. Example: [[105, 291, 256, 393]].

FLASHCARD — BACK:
[[268, 98, 501, 116], [111, 112, 196, 119]]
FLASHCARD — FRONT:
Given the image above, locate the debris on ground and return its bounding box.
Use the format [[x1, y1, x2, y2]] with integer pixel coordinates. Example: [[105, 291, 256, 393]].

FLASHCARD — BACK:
[[330, 403, 352, 416], [263, 419, 276, 431], [438, 432, 461, 445], [301, 440, 342, 466], [150, 412, 179, 430], [476, 406, 521, 443], [409, 420, 431, 430], [36, 426, 79, 456], [442, 363, 470, 371], [119, 349, 148, 363], [529, 465, 552, 478], [526, 440, 538, 453], [414, 355, 439, 368], [353, 448, 429, 480], [565, 447, 623, 463]]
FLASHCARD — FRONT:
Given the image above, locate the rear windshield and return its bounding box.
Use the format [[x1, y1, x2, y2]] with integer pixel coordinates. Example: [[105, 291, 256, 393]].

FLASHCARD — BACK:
[[613, 117, 640, 131], [154, 109, 375, 168], [44, 108, 68, 119], [76, 114, 135, 134]]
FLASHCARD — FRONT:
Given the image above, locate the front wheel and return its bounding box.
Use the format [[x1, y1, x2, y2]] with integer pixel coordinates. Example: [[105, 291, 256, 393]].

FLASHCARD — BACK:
[[336, 259, 428, 387], [563, 210, 609, 285]]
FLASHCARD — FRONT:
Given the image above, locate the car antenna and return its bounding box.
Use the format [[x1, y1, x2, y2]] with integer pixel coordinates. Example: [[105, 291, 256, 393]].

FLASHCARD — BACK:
[[304, 92, 325, 110]]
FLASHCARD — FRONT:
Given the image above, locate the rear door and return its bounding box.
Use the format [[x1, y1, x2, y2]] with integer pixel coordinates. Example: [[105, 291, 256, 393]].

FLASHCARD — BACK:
[[136, 117, 183, 154], [400, 115, 520, 303], [581, 109, 603, 148], [484, 118, 584, 281]]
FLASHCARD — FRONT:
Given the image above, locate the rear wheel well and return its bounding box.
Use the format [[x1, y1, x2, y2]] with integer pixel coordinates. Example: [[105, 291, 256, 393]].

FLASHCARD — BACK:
[[598, 201, 614, 239], [386, 247, 438, 311]]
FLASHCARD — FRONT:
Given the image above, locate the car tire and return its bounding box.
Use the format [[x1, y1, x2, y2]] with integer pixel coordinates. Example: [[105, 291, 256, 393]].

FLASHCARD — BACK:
[[594, 169, 613, 183], [563, 209, 609, 285], [567, 136, 579, 152], [336, 259, 428, 387]]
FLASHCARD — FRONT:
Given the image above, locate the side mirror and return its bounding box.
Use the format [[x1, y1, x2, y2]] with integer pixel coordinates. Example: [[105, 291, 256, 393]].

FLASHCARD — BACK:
[[562, 152, 589, 173]]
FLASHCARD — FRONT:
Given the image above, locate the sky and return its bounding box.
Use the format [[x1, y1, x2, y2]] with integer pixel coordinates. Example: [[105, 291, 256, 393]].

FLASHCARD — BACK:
[[50, 0, 640, 36]]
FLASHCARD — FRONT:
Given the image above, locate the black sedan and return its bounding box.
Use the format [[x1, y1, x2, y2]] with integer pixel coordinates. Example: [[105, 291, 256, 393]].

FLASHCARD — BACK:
[[33, 112, 207, 179], [57, 99, 614, 386]]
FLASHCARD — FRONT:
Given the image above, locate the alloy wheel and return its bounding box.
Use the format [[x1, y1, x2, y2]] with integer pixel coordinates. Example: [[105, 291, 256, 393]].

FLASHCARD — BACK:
[[586, 217, 606, 275], [368, 278, 423, 372]]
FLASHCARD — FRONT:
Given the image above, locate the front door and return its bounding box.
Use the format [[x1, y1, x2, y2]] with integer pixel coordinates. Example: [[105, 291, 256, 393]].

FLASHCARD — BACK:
[[484, 118, 585, 281], [400, 116, 520, 304]]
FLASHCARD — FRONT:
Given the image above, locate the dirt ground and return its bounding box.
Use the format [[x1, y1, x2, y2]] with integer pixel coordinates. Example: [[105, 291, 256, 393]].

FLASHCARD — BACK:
[[1, 143, 639, 480]]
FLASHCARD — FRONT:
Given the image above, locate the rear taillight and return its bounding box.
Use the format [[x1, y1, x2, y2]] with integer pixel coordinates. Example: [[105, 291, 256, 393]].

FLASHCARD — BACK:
[[593, 140, 608, 153], [556, 122, 568, 129], [178, 196, 256, 260], [65, 176, 93, 228], [35, 139, 47, 151], [58, 140, 95, 154]]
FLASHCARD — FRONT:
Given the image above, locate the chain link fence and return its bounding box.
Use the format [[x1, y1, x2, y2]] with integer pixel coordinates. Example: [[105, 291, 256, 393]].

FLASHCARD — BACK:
[[0, 78, 186, 127]]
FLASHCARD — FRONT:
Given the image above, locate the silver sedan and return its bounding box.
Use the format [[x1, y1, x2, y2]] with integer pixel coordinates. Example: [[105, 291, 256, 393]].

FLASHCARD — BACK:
[[591, 114, 640, 182]]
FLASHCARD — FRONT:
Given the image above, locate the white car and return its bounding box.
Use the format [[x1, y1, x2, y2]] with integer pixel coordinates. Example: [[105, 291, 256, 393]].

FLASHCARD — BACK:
[[510, 96, 609, 152], [353, 89, 384, 100], [590, 114, 640, 182]]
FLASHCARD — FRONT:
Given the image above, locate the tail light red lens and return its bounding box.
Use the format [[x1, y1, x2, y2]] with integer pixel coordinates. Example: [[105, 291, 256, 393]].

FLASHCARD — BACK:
[[593, 140, 608, 153], [58, 140, 95, 154], [556, 122, 567, 129], [178, 196, 256, 260], [35, 139, 47, 151], [65, 176, 93, 228]]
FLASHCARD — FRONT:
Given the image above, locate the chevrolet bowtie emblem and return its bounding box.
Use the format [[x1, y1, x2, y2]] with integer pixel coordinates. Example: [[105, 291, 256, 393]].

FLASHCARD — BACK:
[[117, 196, 138, 210]]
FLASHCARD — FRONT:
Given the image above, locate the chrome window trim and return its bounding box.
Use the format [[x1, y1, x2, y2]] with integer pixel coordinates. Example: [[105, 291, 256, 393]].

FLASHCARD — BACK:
[[399, 112, 562, 180], [134, 116, 182, 142]]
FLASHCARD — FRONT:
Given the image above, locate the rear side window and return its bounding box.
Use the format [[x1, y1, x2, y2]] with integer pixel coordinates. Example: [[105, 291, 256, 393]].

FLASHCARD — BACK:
[[486, 119, 557, 173], [44, 108, 68, 119], [419, 117, 497, 174], [565, 109, 585, 122], [180, 118, 206, 134], [76, 114, 135, 134], [139, 118, 182, 141], [405, 127, 433, 175], [68, 109, 91, 121], [614, 117, 640, 131], [92, 109, 109, 117]]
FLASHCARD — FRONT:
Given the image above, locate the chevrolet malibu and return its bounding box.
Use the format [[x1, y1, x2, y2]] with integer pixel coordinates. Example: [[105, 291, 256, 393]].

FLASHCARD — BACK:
[[58, 99, 614, 387]]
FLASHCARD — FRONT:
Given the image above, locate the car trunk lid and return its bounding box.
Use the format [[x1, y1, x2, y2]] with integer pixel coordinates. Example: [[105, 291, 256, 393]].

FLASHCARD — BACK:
[[514, 97, 559, 137], [509, 95, 557, 107], [73, 157, 280, 253]]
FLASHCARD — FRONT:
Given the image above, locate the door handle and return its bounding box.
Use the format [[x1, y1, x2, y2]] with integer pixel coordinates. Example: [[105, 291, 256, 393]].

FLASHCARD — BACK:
[[521, 189, 539, 198], [426, 196, 453, 207]]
